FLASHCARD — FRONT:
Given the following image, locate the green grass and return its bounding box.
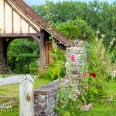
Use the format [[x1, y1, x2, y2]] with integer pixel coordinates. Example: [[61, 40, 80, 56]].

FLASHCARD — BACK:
[[34, 77, 52, 88], [0, 74, 15, 78], [79, 80, 116, 116], [0, 76, 52, 116], [1, 76, 116, 116], [81, 101, 116, 116]]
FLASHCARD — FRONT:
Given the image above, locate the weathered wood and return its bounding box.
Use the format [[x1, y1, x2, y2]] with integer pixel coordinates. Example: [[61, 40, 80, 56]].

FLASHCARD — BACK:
[[0, 39, 4, 73], [40, 30, 45, 69], [47, 42, 54, 64], [20, 17, 22, 33], [3, 39, 7, 68], [31, 36, 40, 44], [12, 9, 14, 33], [19, 75, 34, 116], [28, 24, 30, 33], [3, 0, 6, 33], [0, 33, 40, 37]]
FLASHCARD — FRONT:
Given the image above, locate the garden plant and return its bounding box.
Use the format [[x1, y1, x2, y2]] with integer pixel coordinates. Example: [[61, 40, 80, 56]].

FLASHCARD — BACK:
[[55, 33, 116, 116]]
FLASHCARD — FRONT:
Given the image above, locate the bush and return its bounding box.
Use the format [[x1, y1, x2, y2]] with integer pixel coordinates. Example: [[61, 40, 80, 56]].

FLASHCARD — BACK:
[[29, 59, 39, 73]]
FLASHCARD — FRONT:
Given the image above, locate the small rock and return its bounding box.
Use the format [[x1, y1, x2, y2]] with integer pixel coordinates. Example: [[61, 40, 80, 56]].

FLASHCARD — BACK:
[[80, 103, 92, 111]]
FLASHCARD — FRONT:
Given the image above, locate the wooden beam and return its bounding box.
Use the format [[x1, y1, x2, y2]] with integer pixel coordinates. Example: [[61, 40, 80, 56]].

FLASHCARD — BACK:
[[40, 30, 45, 69], [3, 0, 6, 33], [20, 17, 22, 33], [5, 38, 15, 48], [0, 33, 40, 38], [12, 8, 14, 33], [28, 24, 30, 33], [3, 39, 7, 68], [31, 36, 40, 44]]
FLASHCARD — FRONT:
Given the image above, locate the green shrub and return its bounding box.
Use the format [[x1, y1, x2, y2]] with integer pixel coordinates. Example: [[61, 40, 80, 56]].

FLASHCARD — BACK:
[[29, 59, 39, 73]]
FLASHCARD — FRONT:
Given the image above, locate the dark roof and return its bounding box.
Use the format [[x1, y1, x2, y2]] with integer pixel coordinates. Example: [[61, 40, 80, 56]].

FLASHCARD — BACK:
[[11, 0, 69, 45]]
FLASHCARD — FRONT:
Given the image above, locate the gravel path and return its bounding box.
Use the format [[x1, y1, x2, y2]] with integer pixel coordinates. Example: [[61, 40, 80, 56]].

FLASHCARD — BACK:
[[0, 74, 27, 86]]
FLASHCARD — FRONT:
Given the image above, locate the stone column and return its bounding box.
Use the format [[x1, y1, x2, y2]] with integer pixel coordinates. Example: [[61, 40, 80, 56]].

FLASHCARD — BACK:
[[65, 40, 87, 79]]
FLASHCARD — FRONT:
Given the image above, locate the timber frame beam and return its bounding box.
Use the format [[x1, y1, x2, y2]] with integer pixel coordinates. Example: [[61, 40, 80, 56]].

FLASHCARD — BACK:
[[0, 33, 40, 38]]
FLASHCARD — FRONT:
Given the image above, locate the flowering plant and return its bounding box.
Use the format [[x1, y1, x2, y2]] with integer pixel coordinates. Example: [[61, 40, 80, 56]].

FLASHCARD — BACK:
[[77, 36, 114, 104], [78, 71, 100, 104]]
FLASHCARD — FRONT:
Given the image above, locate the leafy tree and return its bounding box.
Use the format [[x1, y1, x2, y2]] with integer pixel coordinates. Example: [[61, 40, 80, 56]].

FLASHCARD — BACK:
[[56, 18, 95, 41], [8, 39, 39, 56], [7, 38, 39, 73], [32, 1, 88, 26], [56, 21, 80, 40], [32, 0, 116, 49]]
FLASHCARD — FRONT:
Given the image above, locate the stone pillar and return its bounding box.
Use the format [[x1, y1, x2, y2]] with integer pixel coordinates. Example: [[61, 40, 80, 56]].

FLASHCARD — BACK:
[[65, 40, 87, 79]]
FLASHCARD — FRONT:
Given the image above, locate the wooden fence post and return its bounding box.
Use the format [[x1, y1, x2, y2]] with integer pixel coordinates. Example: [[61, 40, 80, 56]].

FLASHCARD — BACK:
[[19, 75, 34, 116]]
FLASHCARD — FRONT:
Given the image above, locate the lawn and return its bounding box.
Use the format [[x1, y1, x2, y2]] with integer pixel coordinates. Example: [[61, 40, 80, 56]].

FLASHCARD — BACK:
[[0, 75, 116, 116], [0, 75, 52, 116], [79, 80, 116, 116]]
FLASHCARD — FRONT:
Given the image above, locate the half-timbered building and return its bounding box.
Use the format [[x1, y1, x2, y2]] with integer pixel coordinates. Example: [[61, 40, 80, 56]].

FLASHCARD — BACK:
[[0, 0, 69, 73]]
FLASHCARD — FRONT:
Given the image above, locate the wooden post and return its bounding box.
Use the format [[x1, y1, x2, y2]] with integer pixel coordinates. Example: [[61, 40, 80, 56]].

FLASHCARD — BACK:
[[19, 75, 34, 116], [40, 30, 45, 69]]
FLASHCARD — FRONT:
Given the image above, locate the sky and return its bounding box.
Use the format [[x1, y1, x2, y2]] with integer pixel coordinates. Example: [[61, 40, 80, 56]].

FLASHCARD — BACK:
[[24, 0, 115, 6]]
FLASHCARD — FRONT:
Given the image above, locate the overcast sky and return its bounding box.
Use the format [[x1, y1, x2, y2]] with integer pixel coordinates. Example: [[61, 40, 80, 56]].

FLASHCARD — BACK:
[[24, 0, 115, 6]]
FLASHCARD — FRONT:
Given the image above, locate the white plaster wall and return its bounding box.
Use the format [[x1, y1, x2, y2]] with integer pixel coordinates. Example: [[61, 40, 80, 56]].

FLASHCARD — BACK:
[[6, 3, 12, 33], [0, 0, 40, 34], [0, 0, 4, 33], [22, 19, 28, 33]]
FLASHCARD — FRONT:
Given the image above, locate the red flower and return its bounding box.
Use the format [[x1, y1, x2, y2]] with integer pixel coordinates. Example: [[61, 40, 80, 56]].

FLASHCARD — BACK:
[[89, 72, 96, 78]]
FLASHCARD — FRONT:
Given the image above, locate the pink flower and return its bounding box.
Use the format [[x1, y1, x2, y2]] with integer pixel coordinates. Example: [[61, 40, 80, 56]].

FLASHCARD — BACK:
[[85, 85, 88, 90], [82, 72, 86, 78], [71, 55, 75, 62]]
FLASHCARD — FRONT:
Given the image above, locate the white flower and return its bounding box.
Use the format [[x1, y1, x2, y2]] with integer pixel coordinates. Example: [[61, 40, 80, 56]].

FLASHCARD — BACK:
[[96, 30, 100, 34], [96, 38, 98, 42], [113, 38, 115, 41], [110, 42, 113, 46], [101, 34, 105, 38]]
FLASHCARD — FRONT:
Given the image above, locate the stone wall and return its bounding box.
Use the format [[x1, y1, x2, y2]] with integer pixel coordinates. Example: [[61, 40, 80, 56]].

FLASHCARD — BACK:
[[34, 79, 69, 116], [65, 40, 87, 79], [34, 40, 87, 116]]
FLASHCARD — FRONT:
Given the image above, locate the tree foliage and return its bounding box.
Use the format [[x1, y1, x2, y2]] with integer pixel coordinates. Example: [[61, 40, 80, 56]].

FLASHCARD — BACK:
[[31, 0, 116, 61], [8, 39, 39, 56], [56, 18, 95, 41], [8, 39, 39, 73], [32, 0, 116, 47]]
